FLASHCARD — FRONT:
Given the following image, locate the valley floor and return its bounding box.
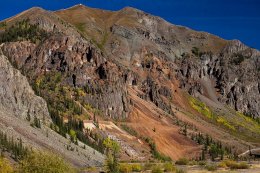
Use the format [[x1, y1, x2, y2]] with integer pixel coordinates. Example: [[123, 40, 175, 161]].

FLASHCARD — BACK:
[[177, 164, 260, 173]]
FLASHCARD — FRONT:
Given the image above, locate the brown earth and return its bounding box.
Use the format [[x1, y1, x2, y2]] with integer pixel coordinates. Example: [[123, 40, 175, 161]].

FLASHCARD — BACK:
[[126, 87, 201, 160]]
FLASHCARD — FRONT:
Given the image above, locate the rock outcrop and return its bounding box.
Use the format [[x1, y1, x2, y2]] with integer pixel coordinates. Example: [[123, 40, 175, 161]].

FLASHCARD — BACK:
[[0, 46, 104, 167], [0, 46, 50, 123], [176, 41, 260, 117]]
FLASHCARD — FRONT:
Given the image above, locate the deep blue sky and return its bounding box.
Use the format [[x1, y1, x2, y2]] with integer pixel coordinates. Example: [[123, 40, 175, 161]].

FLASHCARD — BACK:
[[0, 0, 259, 50]]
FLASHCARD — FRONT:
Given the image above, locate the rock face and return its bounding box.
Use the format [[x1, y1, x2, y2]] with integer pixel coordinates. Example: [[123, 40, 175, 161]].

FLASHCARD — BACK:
[[2, 33, 129, 119], [2, 5, 259, 119], [176, 40, 260, 117], [0, 47, 50, 123], [0, 47, 104, 167]]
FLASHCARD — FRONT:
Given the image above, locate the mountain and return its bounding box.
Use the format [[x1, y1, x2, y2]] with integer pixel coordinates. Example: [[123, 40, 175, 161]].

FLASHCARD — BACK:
[[0, 4, 259, 167]]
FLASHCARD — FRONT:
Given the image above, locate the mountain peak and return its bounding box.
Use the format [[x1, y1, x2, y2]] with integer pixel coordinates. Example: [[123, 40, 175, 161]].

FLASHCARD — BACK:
[[70, 3, 86, 9]]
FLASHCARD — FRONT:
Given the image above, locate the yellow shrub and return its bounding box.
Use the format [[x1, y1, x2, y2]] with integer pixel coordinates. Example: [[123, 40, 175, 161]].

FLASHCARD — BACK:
[[216, 117, 235, 130], [132, 163, 142, 172], [119, 163, 132, 173], [223, 160, 249, 169], [0, 157, 14, 173], [189, 97, 213, 119], [18, 151, 76, 173], [217, 161, 227, 168]]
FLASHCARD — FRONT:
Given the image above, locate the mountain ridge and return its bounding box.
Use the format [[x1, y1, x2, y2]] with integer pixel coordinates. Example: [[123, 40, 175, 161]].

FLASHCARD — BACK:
[[0, 4, 259, 166]]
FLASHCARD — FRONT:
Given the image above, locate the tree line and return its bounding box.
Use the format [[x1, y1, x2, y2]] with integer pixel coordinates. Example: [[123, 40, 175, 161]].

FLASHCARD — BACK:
[[191, 132, 235, 161], [0, 131, 28, 161]]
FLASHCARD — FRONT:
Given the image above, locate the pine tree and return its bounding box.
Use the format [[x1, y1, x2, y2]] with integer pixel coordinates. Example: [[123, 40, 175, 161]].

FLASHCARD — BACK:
[[201, 149, 205, 160]]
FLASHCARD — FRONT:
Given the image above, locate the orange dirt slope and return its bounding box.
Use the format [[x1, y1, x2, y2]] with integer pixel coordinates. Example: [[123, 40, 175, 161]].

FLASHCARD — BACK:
[[126, 87, 201, 160]]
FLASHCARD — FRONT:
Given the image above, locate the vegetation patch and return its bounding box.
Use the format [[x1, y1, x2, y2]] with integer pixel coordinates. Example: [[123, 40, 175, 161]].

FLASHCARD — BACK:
[[151, 165, 163, 173], [191, 47, 206, 57], [205, 163, 217, 171], [0, 156, 13, 173], [103, 138, 120, 173], [0, 19, 48, 44], [97, 31, 109, 50], [120, 124, 138, 137], [119, 163, 142, 173], [0, 21, 7, 29], [188, 96, 214, 119], [18, 151, 76, 173], [191, 133, 232, 161], [143, 137, 171, 162], [237, 112, 260, 132], [176, 168, 187, 173], [175, 158, 189, 165], [75, 22, 85, 33], [163, 162, 175, 172], [189, 96, 237, 131], [216, 117, 235, 130], [220, 160, 249, 170], [0, 131, 28, 161], [230, 53, 248, 65], [32, 72, 105, 153]]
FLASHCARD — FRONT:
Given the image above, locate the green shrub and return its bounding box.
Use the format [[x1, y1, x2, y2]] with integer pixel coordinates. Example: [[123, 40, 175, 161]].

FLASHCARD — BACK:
[[143, 162, 153, 170], [143, 137, 171, 161], [151, 165, 163, 173], [205, 164, 217, 171], [223, 160, 249, 169], [163, 162, 175, 172], [237, 162, 250, 169], [198, 161, 206, 166], [231, 53, 246, 65], [18, 151, 76, 173], [119, 163, 142, 173], [217, 161, 227, 168], [175, 158, 189, 165], [176, 168, 186, 173], [188, 160, 198, 165], [121, 124, 138, 137], [192, 47, 200, 57]]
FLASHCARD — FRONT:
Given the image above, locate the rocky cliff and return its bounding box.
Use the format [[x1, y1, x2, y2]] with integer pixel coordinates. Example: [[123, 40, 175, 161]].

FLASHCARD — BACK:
[[0, 46, 104, 167], [0, 46, 50, 123], [176, 40, 260, 117]]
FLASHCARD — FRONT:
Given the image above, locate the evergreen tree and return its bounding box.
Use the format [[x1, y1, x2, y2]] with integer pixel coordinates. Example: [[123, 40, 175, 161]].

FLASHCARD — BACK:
[[201, 149, 205, 160]]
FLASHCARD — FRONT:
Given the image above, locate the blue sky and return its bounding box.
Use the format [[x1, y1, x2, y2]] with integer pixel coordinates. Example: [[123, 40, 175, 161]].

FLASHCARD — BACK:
[[0, 0, 259, 49]]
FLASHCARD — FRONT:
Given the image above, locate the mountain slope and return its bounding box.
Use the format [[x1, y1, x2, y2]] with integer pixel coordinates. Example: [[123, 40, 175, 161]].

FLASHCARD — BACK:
[[0, 46, 104, 167], [0, 4, 259, 163], [56, 4, 260, 118]]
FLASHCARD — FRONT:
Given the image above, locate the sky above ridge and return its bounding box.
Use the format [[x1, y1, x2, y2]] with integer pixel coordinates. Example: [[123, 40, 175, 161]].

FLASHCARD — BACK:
[[0, 0, 259, 50]]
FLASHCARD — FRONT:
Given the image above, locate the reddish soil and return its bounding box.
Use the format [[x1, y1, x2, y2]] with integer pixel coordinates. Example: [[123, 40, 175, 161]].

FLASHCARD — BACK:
[[127, 87, 201, 160]]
